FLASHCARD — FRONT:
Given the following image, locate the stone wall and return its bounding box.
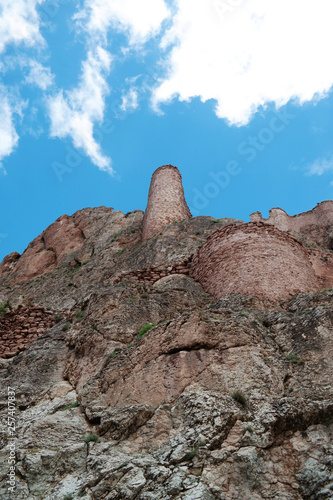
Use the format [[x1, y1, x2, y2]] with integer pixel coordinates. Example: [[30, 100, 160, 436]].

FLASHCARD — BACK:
[[250, 200, 333, 248], [191, 222, 326, 302], [113, 257, 192, 285], [0, 305, 56, 359], [142, 165, 192, 241]]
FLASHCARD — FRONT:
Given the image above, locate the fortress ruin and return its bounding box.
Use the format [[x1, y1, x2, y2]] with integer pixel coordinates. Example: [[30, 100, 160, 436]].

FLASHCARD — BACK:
[[250, 200, 333, 249], [191, 222, 325, 302], [142, 165, 192, 241]]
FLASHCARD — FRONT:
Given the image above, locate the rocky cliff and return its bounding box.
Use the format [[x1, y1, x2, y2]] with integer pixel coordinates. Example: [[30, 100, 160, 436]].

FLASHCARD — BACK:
[[0, 198, 333, 500]]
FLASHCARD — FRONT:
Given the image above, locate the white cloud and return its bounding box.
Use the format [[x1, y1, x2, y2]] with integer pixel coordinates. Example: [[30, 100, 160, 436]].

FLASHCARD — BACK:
[[120, 88, 139, 112], [0, 89, 19, 168], [48, 47, 113, 172], [47, 0, 170, 171], [74, 0, 170, 45], [153, 0, 333, 125], [25, 60, 54, 90], [307, 157, 333, 176], [0, 0, 45, 54]]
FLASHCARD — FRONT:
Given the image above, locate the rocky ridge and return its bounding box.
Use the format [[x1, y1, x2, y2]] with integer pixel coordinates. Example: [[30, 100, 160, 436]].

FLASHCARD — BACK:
[[0, 202, 332, 499]]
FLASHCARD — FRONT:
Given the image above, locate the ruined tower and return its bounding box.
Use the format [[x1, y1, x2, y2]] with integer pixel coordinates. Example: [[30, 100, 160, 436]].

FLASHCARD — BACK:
[[142, 165, 192, 241], [191, 222, 321, 302]]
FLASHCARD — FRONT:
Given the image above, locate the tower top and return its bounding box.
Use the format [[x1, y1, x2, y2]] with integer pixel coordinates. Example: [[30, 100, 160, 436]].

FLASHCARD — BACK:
[[142, 165, 191, 241]]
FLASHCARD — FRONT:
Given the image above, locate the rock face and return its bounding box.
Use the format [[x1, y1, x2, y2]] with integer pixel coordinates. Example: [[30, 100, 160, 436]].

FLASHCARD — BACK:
[[250, 200, 333, 249], [142, 165, 192, 241], [0, 196, 333, 500], [191, 222, 332, 302]]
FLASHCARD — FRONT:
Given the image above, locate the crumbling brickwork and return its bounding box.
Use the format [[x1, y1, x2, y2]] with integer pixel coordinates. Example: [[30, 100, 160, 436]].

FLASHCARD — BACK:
[[191, 222, 324, 302], [113, 257, 192, 285], [0, 305, 56, 358], [250, 200, 333, 249], [142, 165, 192, 241]]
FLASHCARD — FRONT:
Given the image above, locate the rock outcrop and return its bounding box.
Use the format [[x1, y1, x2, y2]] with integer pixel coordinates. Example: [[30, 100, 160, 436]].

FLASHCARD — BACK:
[[0, 192, 333, 499], [142, 165, 192, 241]]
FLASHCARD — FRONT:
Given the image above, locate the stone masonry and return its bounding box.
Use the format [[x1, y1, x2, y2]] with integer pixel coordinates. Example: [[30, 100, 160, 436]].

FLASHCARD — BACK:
[[0, 305, 56, 359], [250, 200, 333, 249], [142, 165, 192, 241], [191, 222, 328, 302]]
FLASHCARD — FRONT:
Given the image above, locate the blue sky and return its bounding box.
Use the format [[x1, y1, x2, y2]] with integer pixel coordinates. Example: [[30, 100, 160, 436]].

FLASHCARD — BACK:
[[1, 0, 333, 261]]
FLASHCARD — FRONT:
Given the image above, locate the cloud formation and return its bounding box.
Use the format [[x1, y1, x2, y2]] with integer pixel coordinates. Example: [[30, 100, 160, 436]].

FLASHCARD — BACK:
[[0, 89, 19, 169], [74, 0, 170, 45], [46, 0, 170, 171], [153, 0, 333, 125], [25, 60, 54, 90], [0, 0, 45, 54], [120, 88, 139, 112], [48, 47, 113, 172], [0, 0, 47, 169], [307, 156, 333, 176]]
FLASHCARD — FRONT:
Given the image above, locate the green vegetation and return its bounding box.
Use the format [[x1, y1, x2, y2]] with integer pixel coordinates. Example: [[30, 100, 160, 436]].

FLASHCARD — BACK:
[[63, 495, 73, 500], [84, 433, 98, 443], [246, 425, 254, 433], [76, 310, 85, 322], [126, 343, 133, 348], [138, 323, 155, 339], [61, 402, 80, 411], [110, 351, 118, 358], [77, 489, 86, 497], [285, 353, 305, 365], [0, 301, 9, 317], [54, 314, 62, 322], [110, 233, 120, 243], [127, 298, 137, 304], [182, 449, 197, 461], [231, 390, 247, 406], [62, 322, 71, 331], [211, 219, 220, 224]]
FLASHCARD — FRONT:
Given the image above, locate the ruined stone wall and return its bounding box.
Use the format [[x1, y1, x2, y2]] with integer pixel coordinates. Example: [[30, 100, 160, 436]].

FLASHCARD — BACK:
[[191, 222, 322, 302], [113, 257, 192, 285], [142, 165, 192, 241], [250, 200, 333, 248], [0, 305, 56, 359]]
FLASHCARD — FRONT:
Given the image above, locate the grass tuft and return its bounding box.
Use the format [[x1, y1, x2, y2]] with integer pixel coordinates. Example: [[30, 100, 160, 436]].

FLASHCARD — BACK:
[[138, 323, 155, 339]]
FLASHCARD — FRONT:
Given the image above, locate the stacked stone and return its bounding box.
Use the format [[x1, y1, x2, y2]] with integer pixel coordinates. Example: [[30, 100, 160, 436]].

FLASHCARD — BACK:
[[113, 258, 192, 285], [142, 165, 192, 241], [191, 222, 320, 302], [0, 305, 56, 359]]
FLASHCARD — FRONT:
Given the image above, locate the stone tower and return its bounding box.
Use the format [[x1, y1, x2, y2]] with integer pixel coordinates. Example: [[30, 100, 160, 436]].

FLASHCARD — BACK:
[[142, 165, 192, 241], [191, 222, 320, 302]]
